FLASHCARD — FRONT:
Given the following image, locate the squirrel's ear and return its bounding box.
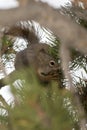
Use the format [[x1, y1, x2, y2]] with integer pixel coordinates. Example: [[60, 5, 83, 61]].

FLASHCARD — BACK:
[[34, 43, 49, 53], [39, 48, 46, 53], [39, 44, 50, 52]]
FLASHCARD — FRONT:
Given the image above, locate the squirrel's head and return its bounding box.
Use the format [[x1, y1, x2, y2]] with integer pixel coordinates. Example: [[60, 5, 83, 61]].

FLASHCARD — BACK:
[[31, 43, 60, 82]]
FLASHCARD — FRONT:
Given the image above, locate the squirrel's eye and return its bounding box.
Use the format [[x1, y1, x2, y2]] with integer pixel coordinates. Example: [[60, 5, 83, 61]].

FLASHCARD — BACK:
[[49, 60, 55, 67]]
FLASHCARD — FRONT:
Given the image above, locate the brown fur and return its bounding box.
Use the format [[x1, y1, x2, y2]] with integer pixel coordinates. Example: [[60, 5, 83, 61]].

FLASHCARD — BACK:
[[0, 22, 60, 88]]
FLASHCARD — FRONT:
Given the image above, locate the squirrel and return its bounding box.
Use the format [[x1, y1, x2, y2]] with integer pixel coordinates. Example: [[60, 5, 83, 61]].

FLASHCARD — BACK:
[[0, 21, 61, 88]]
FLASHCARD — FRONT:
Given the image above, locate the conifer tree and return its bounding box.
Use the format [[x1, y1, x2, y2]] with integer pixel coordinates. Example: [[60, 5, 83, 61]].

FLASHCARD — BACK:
[[0, 0, 87, 130]]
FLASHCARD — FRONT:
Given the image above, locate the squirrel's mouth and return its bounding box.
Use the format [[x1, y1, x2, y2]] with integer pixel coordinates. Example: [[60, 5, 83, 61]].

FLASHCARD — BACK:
[[40, 72, 48, 76], [38, 70, 58, 81]]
